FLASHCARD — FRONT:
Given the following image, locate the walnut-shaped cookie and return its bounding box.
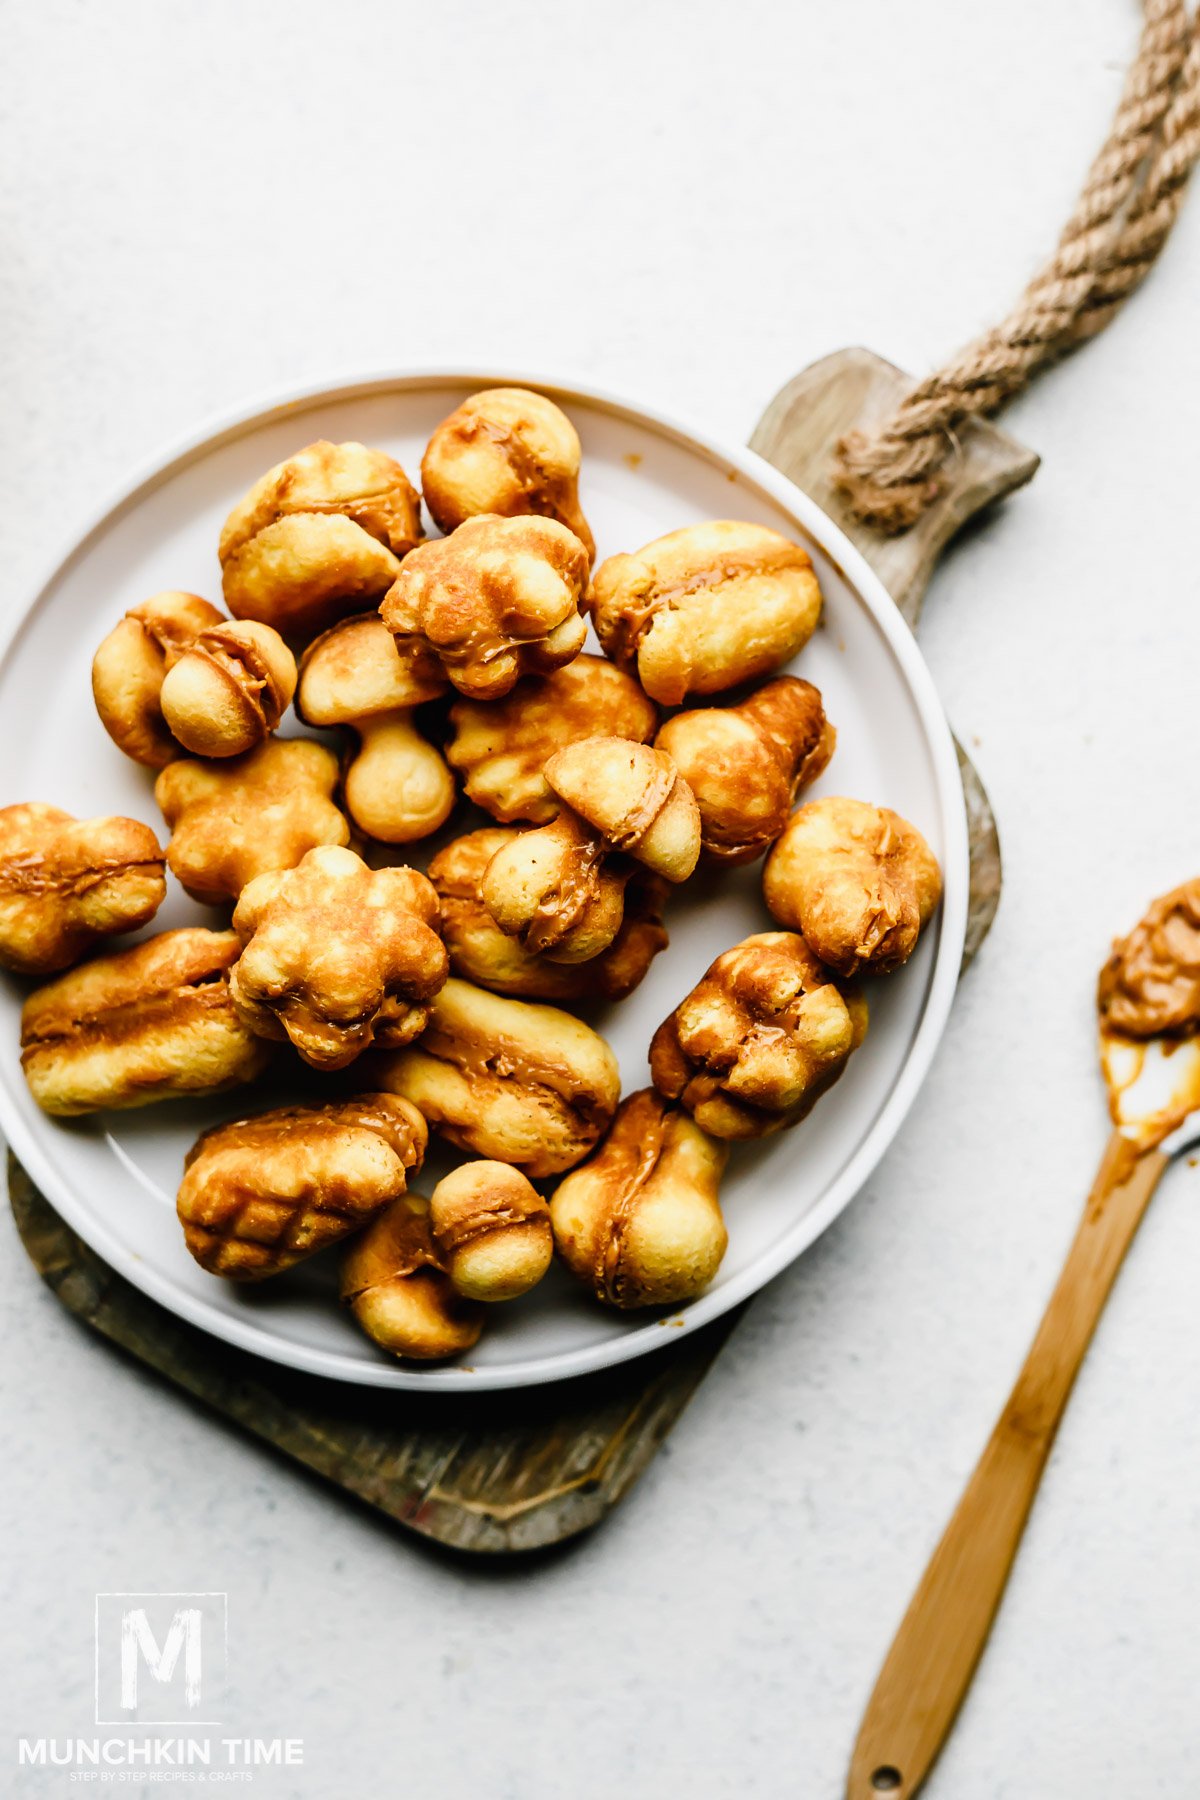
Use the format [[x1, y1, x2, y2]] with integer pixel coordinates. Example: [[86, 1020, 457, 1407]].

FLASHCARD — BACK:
[[429, 1161, 552, 1302], [429, 828, 668, 1003], [590, 520, 823, 705], [649, 931, 868, 1139], [376, 977, 621, 1178], [655, 677, 833, 865], [296, 612, 454, 844], [549, 1090, 728, 1309], [481, 738, 699, 963], [0, 803, 166, 975], [219, 440, 423, 641], [158, 619, 297, 758], [341, 1195, 485, 1361], [155, 737, 350, 904], [421, 387, 595, 559], [446, 654, 658, 825], [229, 845, 448, 1071], [20, 927, 270, 1117], [92, 591, 225, 767], [177, 1093, 427, 1281], [381, 513, 589, 700], [763, 796, 942, 976]]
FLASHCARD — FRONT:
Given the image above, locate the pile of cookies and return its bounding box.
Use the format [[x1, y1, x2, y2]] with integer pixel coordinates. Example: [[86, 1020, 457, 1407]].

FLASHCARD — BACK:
[[0, 386, 942, 1361]]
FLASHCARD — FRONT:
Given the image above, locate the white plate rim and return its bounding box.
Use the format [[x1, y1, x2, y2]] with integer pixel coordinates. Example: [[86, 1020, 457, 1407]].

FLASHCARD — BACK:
[[0, 365, 970, 1390]]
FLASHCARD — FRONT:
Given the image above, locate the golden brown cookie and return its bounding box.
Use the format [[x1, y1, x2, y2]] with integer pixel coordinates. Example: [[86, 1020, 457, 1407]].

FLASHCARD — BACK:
[[381, 513, 589, 699], [92, 591, 225, 768], [0, 803, 166, 975], [549, 1090, 728, 1308], [376, 977, 621, 1178], [446, 654, 657, 825], [341, 1195, 486, 1361], [296, 612, 454, 845], [155, 738, 350, 904], [229, 845, 448, 1070], [428, 1160, 552, 1301], [20, 927, 270, 1116], [654, 677, 833, 864], [421, 387, 594, 559], [480, 738, 699, 963], [762, 796, 942, 975], [219, 440, 423, 641], [649, 931, 868, 1138], [158, 620, 297, 758], [429, 828, 667, 1003], [589, 519, 823, 704], [178, 1093, 427, 1281]]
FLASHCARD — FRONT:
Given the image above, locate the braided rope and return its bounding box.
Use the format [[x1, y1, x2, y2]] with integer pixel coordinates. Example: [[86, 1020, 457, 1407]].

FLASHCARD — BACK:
[[835, 1, 1200, 534]]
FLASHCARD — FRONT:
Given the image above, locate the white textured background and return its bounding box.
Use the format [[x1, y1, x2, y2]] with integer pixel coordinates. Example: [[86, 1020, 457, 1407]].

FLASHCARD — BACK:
[[3, 2, 1199, 1795]]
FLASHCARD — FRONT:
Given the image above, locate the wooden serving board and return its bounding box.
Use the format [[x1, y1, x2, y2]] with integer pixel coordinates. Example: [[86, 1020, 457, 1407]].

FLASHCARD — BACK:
[[5, 352, 1037, 1554]]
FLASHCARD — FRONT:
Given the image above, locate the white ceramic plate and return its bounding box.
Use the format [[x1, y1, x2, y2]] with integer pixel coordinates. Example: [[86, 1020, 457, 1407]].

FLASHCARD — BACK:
[[0, 370, 968, 1390]]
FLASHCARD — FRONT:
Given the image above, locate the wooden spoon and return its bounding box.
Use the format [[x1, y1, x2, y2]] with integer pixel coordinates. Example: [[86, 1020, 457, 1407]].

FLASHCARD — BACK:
[[846, 945, 1200, 1799]]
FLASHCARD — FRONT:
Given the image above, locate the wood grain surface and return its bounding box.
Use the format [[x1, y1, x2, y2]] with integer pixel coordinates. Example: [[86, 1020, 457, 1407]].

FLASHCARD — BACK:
[[4, 351, 1038, 1553]]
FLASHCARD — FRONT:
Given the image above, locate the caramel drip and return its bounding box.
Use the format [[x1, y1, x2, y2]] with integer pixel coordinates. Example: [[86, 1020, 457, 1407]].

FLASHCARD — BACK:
[[435, 1200, 537, 1257], [522, 829, 607, 955], [190, 626, 289, 728], [0, 853, 162, 898], [615, 543, 811, 661]]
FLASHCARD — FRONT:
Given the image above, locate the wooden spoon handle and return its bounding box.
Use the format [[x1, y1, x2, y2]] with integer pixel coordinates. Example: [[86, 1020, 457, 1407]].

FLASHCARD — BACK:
[[846, 1130, 1169, 1800]]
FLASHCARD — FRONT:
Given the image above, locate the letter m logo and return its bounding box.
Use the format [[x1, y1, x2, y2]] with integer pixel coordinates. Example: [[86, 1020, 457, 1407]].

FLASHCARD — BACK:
[[95, 1593, 228, 1724]]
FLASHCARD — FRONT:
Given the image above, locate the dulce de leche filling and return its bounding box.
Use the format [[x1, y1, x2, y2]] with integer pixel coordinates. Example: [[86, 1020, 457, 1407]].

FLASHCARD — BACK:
[[1097, 879, 1200, 1039]]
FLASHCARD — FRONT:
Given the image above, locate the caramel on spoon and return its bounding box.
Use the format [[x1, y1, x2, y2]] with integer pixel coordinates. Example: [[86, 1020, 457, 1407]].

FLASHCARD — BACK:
[[847, 880, 1200, 1800]]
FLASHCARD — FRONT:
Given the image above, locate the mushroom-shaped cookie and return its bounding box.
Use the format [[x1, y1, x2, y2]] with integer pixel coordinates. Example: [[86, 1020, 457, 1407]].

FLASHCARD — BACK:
[[219, 441, 423, 641], [177, 1093, 427, 1281], [92, 591, 225, 767], [481, 738, 699, 963], [0, 803, 166, 975], [376, 978, 621, 1178], [550, 1090, 728, 1309], [429, 1161, 552, 1302], [155, 738, 350, 904], [429, 828, 668, 1003], [381, 513, 589, 700], [763, 796, 942, 976], [655, 677, 834, 865], [229, 846, 448, 1071], [421, 387, 595, 560], [158, 620, 297, 758], [590, 520, 823, 705], [296, 612, 454, 844], [20, 928, 270, 1117], [341, 1195, 486, 1361], [649, 931, 868, 1139], [446, 654, 658, 825]]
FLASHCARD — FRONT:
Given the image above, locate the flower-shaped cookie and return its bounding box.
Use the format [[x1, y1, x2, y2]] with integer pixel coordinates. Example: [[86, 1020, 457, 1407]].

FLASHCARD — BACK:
[[21, 927, 270, 1117], [589, 519, 823, 705], [229, 845, 448, 1069], [297, 612, 454, 844], [649, 931, 868, 1138], [421, 387, 595, 559], [0, 803, 166, 975], [655, 676, 833, 864], [381, 513, 589, 699], [155, 738, 350, 904], [762, 796, 942, 975], [92, 591, 225, 767], [219, 440, 423, 641], [178, 1093, 427, 1281], [446, 654, 658, 825], [480, 738, 699, 962], [429, 828, 668, 1003]]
